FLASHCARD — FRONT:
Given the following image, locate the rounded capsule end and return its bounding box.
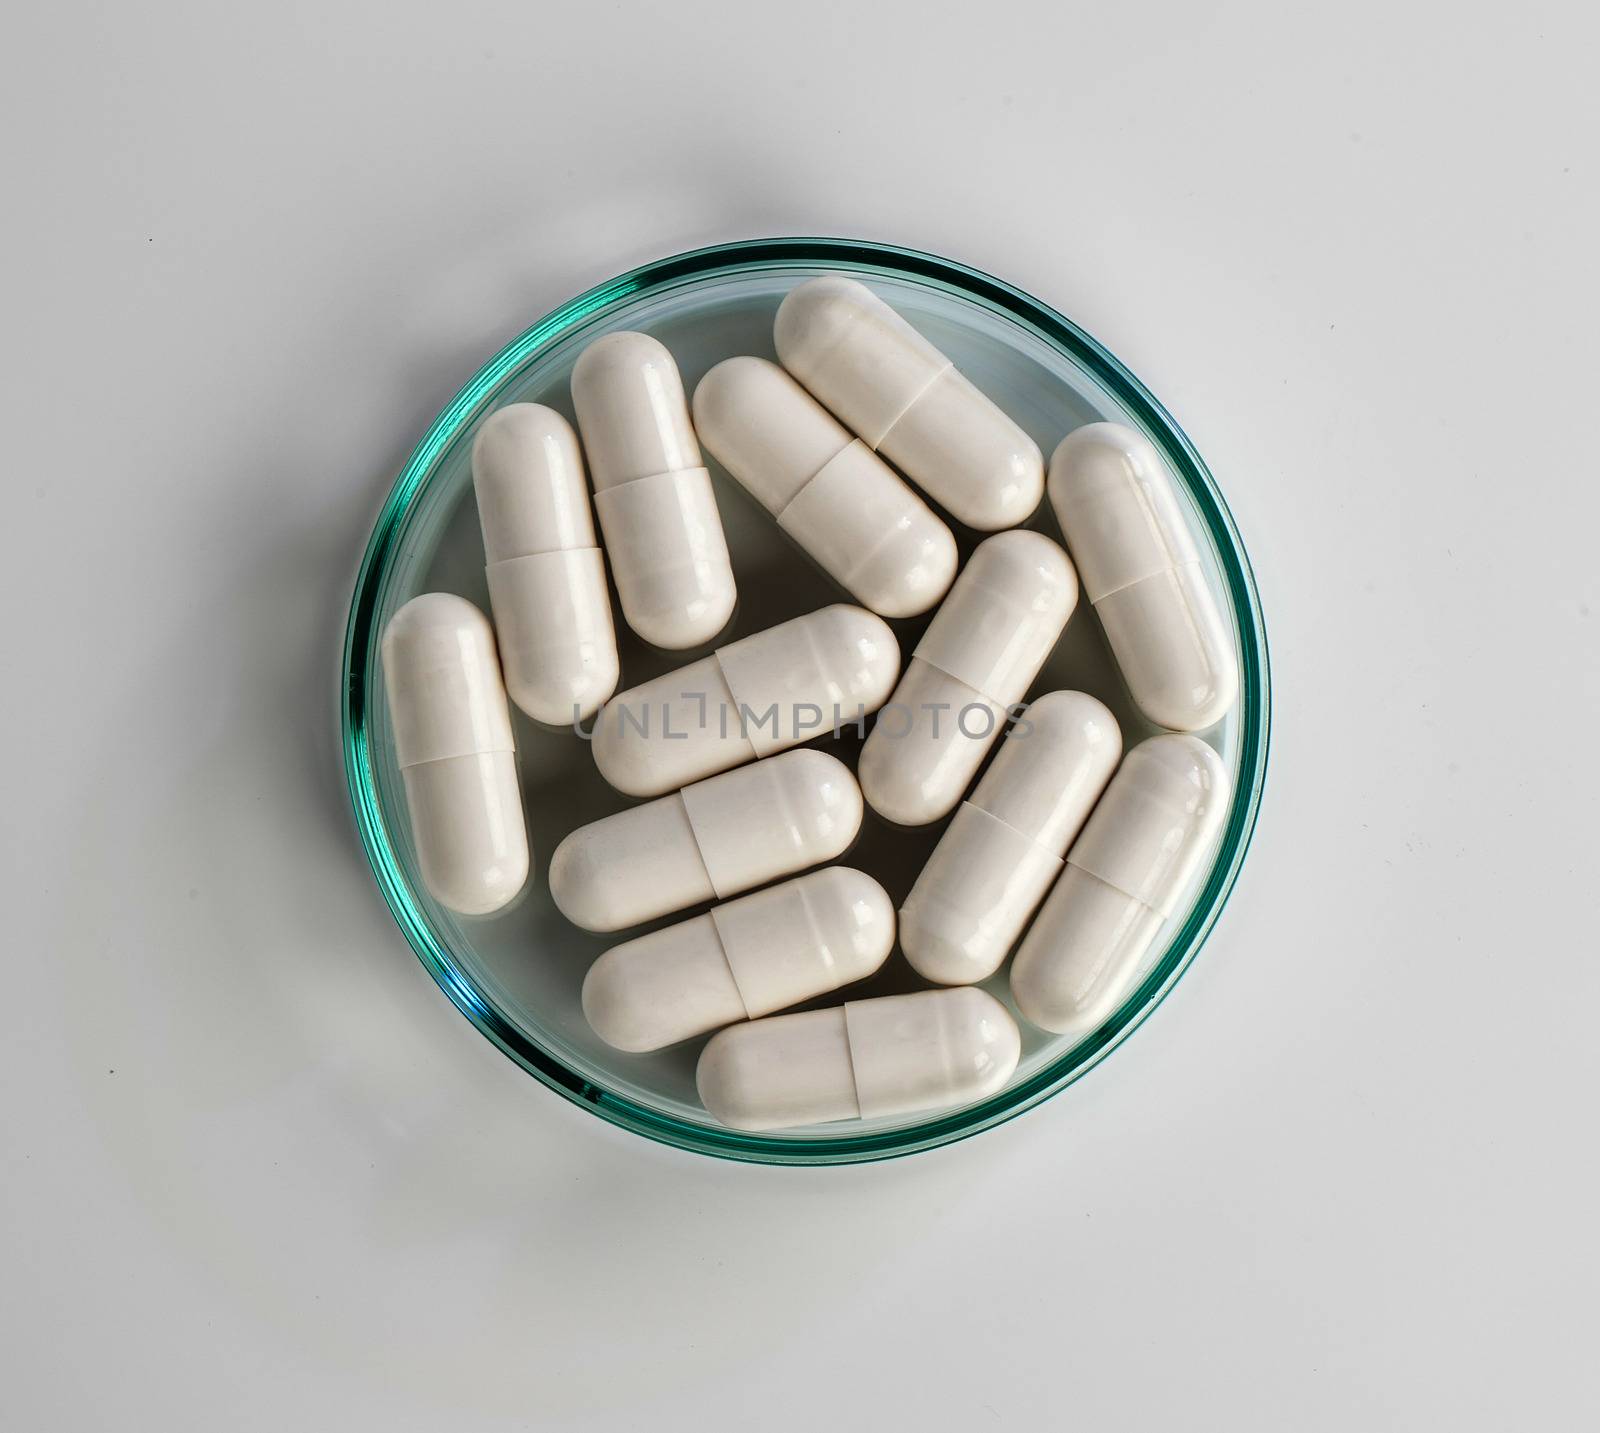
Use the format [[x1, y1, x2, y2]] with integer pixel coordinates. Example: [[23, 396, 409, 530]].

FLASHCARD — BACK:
[[382, 591, 491, 651], [1046, 421, 1151, 507], [471, 402, 580, 488], [1137, 672, 1238, 734], [695, 1027, 762, 1131], [589, 703, 669, 798], [923, 384, 1045, 531], [693, 356, 849, 514], [424, 850, 529, 918], [1101, 569, 1240, 730], [625, 584, 738, 652], [570, 329, 678, 393], [942, 987, 1023, 1101], [580, 947, 655, 1054], [690, 357, 773, 468], [857, 659, 993, 828], [856, 514, 959, 619], [572, 331, 701, 488], [971, 528, 1079, 614], [965, 441, 1046, 532], [808, 603, 902, 713], [504, 661, 618, 729], [1019, 689, 1119, 744], [898, 902, 994, 987], [773, 750, 864, 862], [1009, 868, 1167, 1038], [1122, 732, 1229, 815], [471, 404, 594, 562], [692, 353, 765, 415], [773, 275, 877, 376], [401, 752, 529, 917], [547, 826, 624, 933], [802, 867, 895, 982]]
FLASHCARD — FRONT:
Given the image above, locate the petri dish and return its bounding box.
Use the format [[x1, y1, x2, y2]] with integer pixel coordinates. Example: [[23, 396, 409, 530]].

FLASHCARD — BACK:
[[342, 238, 1271, 1165]]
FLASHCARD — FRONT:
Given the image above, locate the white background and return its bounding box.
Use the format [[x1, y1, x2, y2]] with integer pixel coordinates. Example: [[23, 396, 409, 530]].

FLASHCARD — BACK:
[[4, 2, 1597, 1428]]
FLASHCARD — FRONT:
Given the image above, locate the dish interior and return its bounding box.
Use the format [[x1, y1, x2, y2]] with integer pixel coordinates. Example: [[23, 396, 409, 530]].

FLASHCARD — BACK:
[[344, 241, 1269, 1164]]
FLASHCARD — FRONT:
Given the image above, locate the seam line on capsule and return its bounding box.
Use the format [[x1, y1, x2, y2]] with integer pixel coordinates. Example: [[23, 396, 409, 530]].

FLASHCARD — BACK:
[[839, 1001, 867, 1119], [395, 742, 517, 771], [838, 483, 930, 584], [871, 359, 953, 452], [966, 798, 1068, 865], [795, 620, 841, 720], [606, 461, 710, 492], [1063, 857, 1158, 914], [484, 539, 602, 566], [1077, 466, 1197, 599], [770, 450, 839, 524], [706, 650, 766, 764], [1087, 554, 1204, 604], [796, 883, 840, 993], [913, 653, 1008, 714], [673, 790, 725, 901], [704, 906, 754, 1021]]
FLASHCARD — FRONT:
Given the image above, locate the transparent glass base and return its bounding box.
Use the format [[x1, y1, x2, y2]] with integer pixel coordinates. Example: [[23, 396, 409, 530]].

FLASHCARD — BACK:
[[341, 238, 1271, 1165]]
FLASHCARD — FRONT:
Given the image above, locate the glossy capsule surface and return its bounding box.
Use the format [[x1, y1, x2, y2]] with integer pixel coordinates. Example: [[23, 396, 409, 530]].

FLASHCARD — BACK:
[[590, 604, 899, 798], [775, 276, 1043, 530], [900, 691, 1121, 985], [1048, 422, 1238, 731], [572, 331, 736, 649], [380, 593, 529, 915], [472, 403, 619, 723], [582, 868, 894, 1053], [693, 356, 956, 617], [549, 749, 863, 932], [857, 530, 1076, 825], [1010, 734, 1229, 1036], [696, 987, 1021, 1131]]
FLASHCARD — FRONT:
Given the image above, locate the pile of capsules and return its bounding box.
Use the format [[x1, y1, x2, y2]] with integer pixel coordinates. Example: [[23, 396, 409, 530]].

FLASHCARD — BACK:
[[381, 276, 1239, 1133]]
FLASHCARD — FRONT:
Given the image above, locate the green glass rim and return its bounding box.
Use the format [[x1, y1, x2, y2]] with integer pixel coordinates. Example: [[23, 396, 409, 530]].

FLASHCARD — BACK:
[[340, 236, 1272, 1166]]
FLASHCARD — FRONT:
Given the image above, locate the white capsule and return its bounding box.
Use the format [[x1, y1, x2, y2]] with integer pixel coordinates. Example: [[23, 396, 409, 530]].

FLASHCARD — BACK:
[[1010, 734, 1230, 1036], [591, 604, 900, 798], [583, 867, 893, 1052], [549, 749, 863, 932], [697, 987, 1021, 1131], [1048, 422, 1238, 731], [857, 530, 1077, 825], [470, 404, 619, 724], [380, 594, 530, 915], [900, 691, 1121, 985], [571, 332, 736, 649], [692, 357, 957, 618], [774, 276, 1043, 531]]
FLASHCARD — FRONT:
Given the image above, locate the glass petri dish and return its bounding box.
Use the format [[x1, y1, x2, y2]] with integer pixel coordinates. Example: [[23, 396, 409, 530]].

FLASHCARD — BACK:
[[342, 238, 1271, 1165]]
